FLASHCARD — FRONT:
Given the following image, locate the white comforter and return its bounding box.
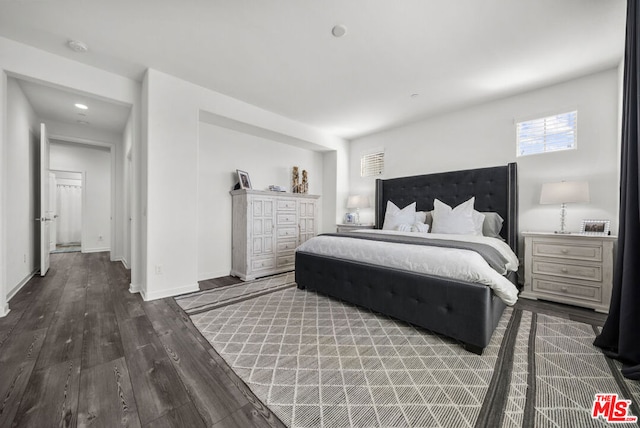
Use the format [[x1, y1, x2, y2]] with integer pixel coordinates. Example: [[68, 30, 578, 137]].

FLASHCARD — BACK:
[[296, 229, 519, 305]]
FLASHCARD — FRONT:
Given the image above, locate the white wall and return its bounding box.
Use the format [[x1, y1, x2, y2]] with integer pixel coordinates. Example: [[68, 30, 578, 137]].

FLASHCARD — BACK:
[[50, 141, 112, 253], [197, 122, 324, 280], [349, 68, 620, 243], [141, 68, 348, 300], [4, 78, 39, 300]]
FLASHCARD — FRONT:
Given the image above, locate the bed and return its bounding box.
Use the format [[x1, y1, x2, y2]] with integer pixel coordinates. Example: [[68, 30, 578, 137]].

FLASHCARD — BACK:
[[295, 163, 518, 354]]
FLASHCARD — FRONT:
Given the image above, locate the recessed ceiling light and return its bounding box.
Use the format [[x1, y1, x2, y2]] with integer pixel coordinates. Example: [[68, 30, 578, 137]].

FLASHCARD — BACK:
[[67, 40, 89, 53], [75, 103, 88, 110], [332, 24, 347, 38], [77, 120, 90, 125]]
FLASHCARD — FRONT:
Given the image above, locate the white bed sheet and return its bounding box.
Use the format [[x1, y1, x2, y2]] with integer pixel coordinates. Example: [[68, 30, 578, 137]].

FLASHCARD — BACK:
[[296, 230, 519, 305]]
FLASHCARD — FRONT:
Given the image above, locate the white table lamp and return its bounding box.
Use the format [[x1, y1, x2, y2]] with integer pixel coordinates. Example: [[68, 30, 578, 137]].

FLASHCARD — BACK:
[[540, 181, 590, 234], [347, 195, 370, 225]]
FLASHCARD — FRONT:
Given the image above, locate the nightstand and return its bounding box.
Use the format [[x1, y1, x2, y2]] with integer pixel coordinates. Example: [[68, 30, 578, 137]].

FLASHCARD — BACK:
[[522, 232, 616, 313], [336, 224, 375, 233]]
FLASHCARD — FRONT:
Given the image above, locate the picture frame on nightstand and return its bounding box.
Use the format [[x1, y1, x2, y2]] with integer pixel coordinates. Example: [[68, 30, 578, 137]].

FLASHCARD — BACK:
[[344, 213, 356, 224], [580, 219, 610, 235]]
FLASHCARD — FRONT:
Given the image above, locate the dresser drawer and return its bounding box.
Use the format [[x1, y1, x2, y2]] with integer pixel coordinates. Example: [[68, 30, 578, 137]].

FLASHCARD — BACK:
[[252, 258, 275, 271], [277, 227, 297, 238], [277, 200, 296, 211], [532, 278, 601, 303], [277, 254, 295, 268], [277, 213, 296, 225], [532, 260, 601, 282], [277, 241, 297, 252], [532, 241, 602, 262]]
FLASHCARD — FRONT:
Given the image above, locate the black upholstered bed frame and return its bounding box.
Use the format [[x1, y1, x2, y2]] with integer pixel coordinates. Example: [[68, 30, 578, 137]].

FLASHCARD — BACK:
[[295, 163, 518, 354]]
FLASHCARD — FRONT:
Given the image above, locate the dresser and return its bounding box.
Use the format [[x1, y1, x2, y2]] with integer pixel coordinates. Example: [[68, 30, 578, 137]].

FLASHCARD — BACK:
[[230, 189, 320, 281], [521, 232, 616, 313]]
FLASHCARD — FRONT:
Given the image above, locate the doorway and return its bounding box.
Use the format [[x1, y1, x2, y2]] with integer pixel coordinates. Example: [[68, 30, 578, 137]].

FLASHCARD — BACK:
[[50, 170, 83, 254]]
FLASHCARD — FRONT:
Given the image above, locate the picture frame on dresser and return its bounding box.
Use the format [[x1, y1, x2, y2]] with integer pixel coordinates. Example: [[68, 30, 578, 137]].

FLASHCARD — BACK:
[[580, 219, 610, 235], [236, 169, 252, 189]]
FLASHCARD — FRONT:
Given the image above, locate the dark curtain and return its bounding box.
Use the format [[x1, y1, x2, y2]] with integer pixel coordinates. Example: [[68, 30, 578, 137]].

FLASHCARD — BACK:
[[593, 0, 640, 381]]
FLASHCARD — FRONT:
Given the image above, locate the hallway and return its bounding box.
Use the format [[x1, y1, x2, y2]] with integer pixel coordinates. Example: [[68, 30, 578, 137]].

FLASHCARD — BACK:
[[0, 252, 277, 427]]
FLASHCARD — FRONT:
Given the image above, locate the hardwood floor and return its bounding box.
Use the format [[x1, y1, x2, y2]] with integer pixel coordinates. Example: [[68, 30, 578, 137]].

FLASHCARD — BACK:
[[0, 252, 608, 427], [0, 252, 281, 428]]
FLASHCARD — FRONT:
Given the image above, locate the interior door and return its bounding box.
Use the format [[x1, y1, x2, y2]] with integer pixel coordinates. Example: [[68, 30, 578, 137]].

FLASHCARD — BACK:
[[39, 123, 51, 276], [49, 172, 57, 252]]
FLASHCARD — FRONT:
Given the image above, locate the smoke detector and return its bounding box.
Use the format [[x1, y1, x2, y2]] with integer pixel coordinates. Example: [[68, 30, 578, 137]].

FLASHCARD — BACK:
[[67, 40, 89, 53], [331, 24, 347, 38]]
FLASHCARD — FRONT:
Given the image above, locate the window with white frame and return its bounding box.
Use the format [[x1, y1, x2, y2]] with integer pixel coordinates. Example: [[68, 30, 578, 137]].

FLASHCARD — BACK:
[[516, 110, 577, 156], [361, 151, 384, 177]]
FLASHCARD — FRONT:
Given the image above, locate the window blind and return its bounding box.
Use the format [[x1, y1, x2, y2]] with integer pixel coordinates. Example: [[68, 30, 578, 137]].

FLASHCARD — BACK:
[[517, 111, 577, 156], [361, 151, 384, 177]]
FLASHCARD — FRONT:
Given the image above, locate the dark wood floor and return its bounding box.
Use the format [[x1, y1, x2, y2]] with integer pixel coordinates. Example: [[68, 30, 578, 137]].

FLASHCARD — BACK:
[[0, 252, 282, 428], [0, 252, 607, 427]]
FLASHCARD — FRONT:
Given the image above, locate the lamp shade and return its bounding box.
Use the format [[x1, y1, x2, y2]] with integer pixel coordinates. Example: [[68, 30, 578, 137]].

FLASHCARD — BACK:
[[540, 181, 590, 204], [347, 195, 370, 209]]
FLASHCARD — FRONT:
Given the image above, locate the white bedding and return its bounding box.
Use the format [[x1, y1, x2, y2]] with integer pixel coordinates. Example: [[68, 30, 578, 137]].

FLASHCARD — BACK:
[[296, 229, 519, 305]]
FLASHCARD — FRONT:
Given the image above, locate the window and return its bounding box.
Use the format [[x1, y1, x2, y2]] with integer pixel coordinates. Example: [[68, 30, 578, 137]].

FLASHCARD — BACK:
[[361, 151, 384, 177], [516, 110, 577, 156]]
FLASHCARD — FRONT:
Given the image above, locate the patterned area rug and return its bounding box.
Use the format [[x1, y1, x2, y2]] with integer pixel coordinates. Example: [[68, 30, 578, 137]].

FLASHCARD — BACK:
[[187, 287, 640, 427], [175, 272, 296, 315]]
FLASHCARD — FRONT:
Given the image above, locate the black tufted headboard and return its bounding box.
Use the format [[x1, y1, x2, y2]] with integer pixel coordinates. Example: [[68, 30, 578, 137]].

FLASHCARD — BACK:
[[374, 163, 518, 255]]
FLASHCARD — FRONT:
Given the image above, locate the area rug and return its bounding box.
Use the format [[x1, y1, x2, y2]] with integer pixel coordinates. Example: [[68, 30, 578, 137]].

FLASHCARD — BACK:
[[175, 271, 296, 315], [189, 287, 640, 428]]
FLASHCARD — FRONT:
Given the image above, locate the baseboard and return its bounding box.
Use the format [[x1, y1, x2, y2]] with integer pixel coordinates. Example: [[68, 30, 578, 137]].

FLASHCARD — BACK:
[[120, 258, 130, 269], [7, 269, 38, 301], [0, 303, 10, 318], [82, 247, 111, 254], [140, 283, 199, 301], [129, 282, 141, 294]]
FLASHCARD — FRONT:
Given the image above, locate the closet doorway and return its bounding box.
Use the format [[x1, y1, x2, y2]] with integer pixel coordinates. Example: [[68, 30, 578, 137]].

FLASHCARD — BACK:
[[50, 170, 84, 254]]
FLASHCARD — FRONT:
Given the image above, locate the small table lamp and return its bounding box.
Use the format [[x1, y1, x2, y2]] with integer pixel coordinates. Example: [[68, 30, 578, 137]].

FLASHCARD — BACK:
[[347, 195, 370, 225], [540, 181, 590, 234]]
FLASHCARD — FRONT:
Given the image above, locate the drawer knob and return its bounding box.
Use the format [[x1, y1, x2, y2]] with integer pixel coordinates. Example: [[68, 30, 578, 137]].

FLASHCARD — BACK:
[[561, 286, 568, 292], [561, 268, 568, 273], [561, 249, 569, 254]]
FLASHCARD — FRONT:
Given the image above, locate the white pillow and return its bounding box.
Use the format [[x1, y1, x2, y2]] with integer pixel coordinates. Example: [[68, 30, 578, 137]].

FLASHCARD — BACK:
[[472, 210, 486, 236], [382, 201, 416, 230], [431, 197, 484, 235], [415, 211, 427, 224]]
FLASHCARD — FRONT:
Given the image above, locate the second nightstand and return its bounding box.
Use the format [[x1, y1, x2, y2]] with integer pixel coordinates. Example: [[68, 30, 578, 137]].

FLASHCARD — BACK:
[[521, 232, 616, 313], [336, 224, 375, 233]]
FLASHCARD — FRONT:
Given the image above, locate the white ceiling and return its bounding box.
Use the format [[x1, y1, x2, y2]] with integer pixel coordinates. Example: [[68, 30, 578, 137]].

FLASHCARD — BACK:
[[0, 0, 627, 140], [16, 79, 131, 135]]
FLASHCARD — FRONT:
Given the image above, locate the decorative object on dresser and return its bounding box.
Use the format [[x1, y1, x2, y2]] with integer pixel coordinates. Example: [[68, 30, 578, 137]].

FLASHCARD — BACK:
[[291, 166, 299, 192], [291, 168, 309, 193], [346, 194, 370, 225], [539, 180, 590, 233], [230, 189, 319, 281], [236, 169, 252, 189], [580, 219, 611, 235], [336, 223, 374, 233], [300, 169, 308, 194], [521, 232, 616, 313]]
